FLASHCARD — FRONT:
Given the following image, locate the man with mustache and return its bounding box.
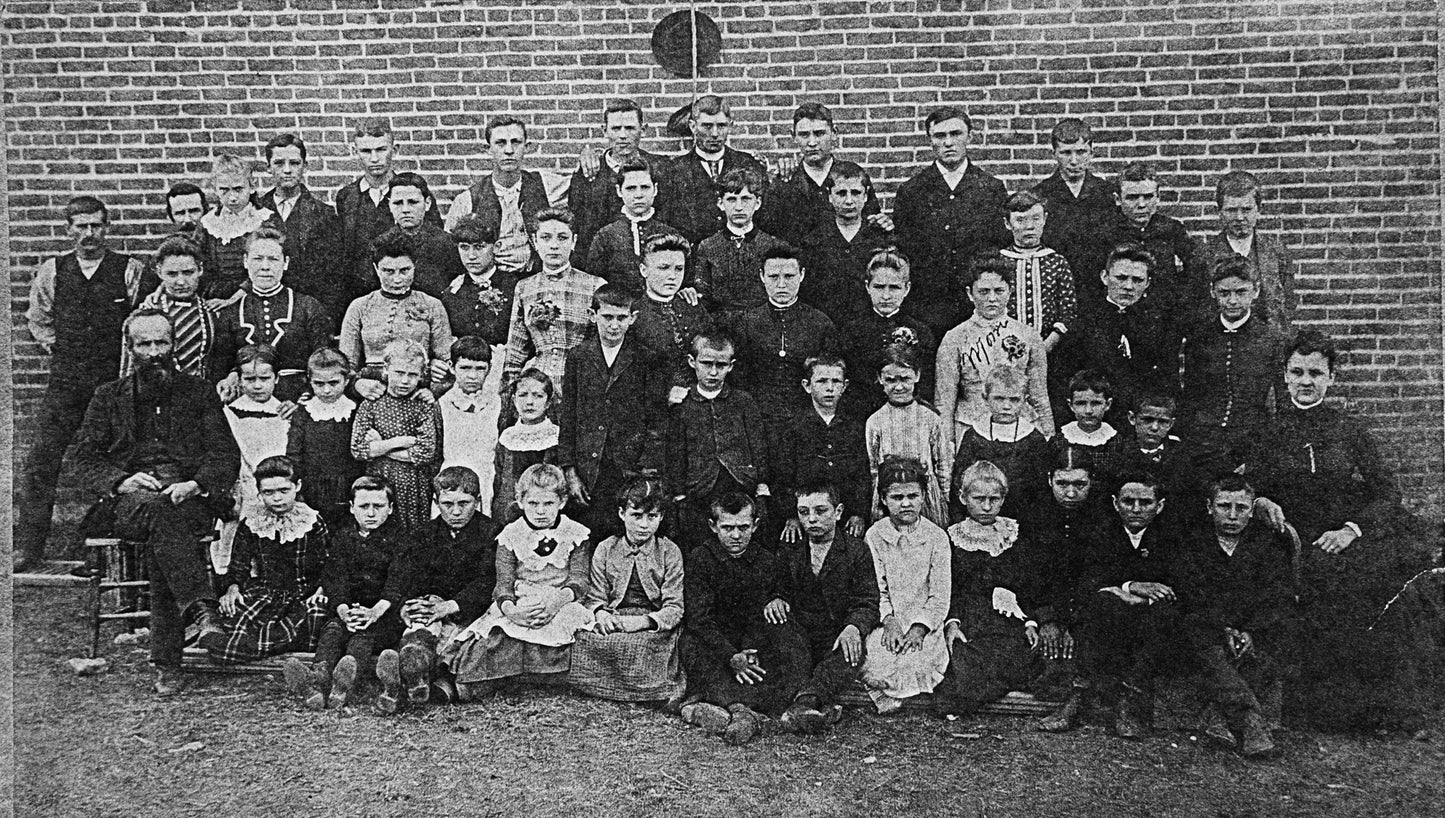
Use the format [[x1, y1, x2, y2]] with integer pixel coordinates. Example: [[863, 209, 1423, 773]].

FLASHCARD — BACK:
[[16, 196, 155, 573], [656, 95, 767, 247], [72, 309, 240, 694]]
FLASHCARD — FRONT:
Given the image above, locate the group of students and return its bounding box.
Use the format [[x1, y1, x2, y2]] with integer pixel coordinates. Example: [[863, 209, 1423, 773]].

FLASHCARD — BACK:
[[20, 97, 1440, 756]]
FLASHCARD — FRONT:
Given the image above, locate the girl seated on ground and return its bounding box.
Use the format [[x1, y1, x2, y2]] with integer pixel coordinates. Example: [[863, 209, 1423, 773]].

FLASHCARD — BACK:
[[569, 476, 687, 705], [207, 456, 328, 664], [860, 456, 953, 713], [441, 464, 593, 699], [934, 460, 1066, 716]]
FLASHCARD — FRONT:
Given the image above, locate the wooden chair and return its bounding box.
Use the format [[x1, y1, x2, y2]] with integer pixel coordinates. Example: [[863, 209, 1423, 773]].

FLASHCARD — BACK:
[[84, 533, 218, 659]]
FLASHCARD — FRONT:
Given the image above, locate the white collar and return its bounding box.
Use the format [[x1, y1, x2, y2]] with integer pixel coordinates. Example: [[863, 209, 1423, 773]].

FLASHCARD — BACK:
[[935, 159, 969, 187], [1226, 233, 1254, 256], [1220, 312, 1252, 332], [497, 418, 559, 451], [441, 387, 492, 411], [228, 395, 282, 414], [695, 147, 725, 164], [303, 396, 356, 422], [600, 342, 623, 366], [645, 290, 676, 305], [947, 517, 1020, 557], [873, 306, 901, 319], [1291, 396, 1325, 410], [1001, 245, 1054, 260], [1124, 527, 1148, 549], [725, 223, 752, 238], [968, 416, 1037, 443], [1061, 422, 1117, 446], [623, 207, 656, 224]]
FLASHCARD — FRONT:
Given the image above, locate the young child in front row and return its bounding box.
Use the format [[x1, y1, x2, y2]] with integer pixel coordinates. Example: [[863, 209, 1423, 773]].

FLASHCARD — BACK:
[[438, 336, 502, 513], [220, 344, 291, 573], [350, 339, 441, 531], [373, 466, 499, 713], [287, 348, 363, 530], [285, 476, 407, 710], [492, 368, 560, 523], [865, 343, 951, 527], [860, 456, 952, 713], [441, 464, 593, 699], [570, 476, 687, 704], [950, 364, 1051, 523], [664, 327, 773, 549]]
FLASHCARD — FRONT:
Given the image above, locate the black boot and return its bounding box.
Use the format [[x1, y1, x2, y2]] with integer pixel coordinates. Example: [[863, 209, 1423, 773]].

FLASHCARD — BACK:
[[1038, 689, 1084, 733]]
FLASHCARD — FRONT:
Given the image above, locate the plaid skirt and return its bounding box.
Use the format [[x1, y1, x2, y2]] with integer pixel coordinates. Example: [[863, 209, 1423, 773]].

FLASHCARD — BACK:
[[210, 586, 327, 665], [568, 608, 686, 703]]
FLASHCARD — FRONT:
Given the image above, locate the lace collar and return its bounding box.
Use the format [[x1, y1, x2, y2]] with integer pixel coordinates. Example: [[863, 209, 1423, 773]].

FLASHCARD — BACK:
[[201, 206, 275, 243], [497, 514, 590, 570], [228, 395, 282, 415], [969, 416, 1037, 443], [304, 396, 356, 422], [1061, 422, 1117, 446], [947, 517, 1019, 557], [498, 418, 559, 451], [243, 502, 320, 544]]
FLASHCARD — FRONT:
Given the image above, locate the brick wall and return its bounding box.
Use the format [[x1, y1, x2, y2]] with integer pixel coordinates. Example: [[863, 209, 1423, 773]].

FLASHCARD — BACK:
[[4, 0, 1442, 509]]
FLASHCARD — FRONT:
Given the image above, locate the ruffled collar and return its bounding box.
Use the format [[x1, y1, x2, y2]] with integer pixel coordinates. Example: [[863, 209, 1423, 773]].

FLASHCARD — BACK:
[[1061, 422, 1117, 446], [969, 416, 1037, 443], [497, 514, 589, 570], [498, 418, 559, 451], [201, 205, 274, 243], [304, 396, 356, 422], [243, 502, 320, 544], [947, 517, 1019, 557]]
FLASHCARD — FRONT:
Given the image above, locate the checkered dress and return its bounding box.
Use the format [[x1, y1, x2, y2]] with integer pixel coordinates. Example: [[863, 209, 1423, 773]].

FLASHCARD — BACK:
[[501, 265, 605, 392], [210, 505, 329, 664]]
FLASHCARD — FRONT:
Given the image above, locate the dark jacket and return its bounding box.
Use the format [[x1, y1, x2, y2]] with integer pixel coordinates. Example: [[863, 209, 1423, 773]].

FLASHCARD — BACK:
[[1016, 498, 1112, 627], [1031, 170, 1119, 288], [693, 226, 789, 316], [797, 220, 892, 323], [1193, 232, 1296, 328], [51, 250, 152, 383], [1075, 521, 1182, 601], [257, 186, 345, 325], [438, 270, 519, 347], [71, 370, 241, 515], [322, 519, 408, 610], [631, 294, 711, 389], [385, 514, 500, 624], [893, 161, 1009, 332], [657, 147, 767, 245], [584, 214, 682, 284], [727, 301, 837, 423], [773, 408, 870, 525], [665, 383, 770, 499], [1175, 522, 1293, 640], [466, 170, 551, 274], [684, 538, 785, 665], [1073, 297, 1179, 418], [775, 530, 880, 643], [208, 286, 333, 385], [557, 336, 668, 490], [1179, 312, 1290, 440], [1100, 211, 1199, 319], [837, 307, 936, 414]]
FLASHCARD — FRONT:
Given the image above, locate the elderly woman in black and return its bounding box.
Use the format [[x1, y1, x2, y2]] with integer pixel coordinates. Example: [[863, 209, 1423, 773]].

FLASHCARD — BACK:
[[1248, 329, 1440, 730]]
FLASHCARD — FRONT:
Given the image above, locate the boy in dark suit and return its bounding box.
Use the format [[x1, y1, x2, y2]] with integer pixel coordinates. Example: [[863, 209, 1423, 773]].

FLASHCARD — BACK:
[[656, 94, 767, 246], [258, 132, 344, 327], [583, 161, 681, 284], [558, 284, 668, 538], [692, 166, 788, 317]]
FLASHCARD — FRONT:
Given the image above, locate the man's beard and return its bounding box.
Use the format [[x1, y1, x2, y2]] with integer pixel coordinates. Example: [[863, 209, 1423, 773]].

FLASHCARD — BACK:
[[134, 354, 176, 398]]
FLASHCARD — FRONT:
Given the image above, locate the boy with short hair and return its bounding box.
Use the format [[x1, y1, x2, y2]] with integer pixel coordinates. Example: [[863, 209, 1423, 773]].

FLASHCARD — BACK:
[[1195, 170, 1296, 328], [438, 337, 502, 512], [760, 103, 886, 248], [774, 482, 880, 734], [657, 94, 767, 246], [1114, 392, 1201, 528], [680, 492, 811, 745], [444, 115, 562, 276], [584, 161, 682, 284], [1103, 163, 1199, 319], [288, 475, 407, 710], [692, 167, 788, 316], [334, 118, 441, 302], [1179, 257, 1290, 474], [558, 284, 668, 537], [797, 160, 892, 322], [837, 248, 936, 414], [1073, 243, 1179, 419], [259, 132, 343, 325], [568, 98, 669, 263], [1057, 369, 1126, 472], [373, 466, 500, 712], [631, 233, 711, 402], [665, 327, 773, 548], [774, 356, 869, 542], [1030, 118, 1118, 287]]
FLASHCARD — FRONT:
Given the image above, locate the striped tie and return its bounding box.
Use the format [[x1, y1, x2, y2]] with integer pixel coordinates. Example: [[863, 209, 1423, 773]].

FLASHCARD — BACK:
[[172, 302, 207, 377]]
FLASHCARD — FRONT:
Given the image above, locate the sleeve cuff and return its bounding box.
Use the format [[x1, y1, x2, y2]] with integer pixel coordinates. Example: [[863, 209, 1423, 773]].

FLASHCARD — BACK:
[[1344, 521, 1362, 538]]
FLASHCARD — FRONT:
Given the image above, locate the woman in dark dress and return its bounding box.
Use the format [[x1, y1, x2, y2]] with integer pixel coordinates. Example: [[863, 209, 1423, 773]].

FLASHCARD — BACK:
[[1248, 329, 1442, 729]]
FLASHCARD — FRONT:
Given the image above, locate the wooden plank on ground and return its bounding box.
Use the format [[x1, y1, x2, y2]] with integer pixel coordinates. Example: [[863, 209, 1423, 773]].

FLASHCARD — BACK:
[[13, 561, 87, 587]]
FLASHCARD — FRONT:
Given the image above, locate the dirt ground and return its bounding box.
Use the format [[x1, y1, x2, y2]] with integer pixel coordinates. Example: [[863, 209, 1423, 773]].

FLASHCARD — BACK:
[[11, 585, 1443, 818]]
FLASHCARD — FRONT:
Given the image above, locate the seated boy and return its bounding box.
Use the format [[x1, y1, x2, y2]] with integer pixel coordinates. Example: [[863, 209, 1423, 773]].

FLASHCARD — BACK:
[[558, 283, 668, 538], [797, 160, 892, 322], [286, 476, 406, 711], [1175, 474, 1289, 758], [1046, 470, 1183, 739], [438, 337, 502, 512], [631, 233, 711, 403], [692, 167, 788, 317], [837, 248, 935, 415], [774, 354, 869, 541], [727, 245, 837, 462], [680, 492, 811, 745], [584, 161, 683, 286], [665, 327, 772, 548], [373, 466, 499, 713], [772, 483, 880, 734]]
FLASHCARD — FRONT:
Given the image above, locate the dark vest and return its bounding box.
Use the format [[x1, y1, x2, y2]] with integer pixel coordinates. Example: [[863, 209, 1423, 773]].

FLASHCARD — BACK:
[[468, 170, 551, 239], [53, 250, 133, 380]]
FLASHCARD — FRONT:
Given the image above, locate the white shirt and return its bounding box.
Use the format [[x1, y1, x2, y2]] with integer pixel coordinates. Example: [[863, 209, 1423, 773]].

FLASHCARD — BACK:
[[1220, 311, 1252, 332], [600, 342, 622, 368], [935, 159, 969, 190], [1226, 234, 1254, 257]]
